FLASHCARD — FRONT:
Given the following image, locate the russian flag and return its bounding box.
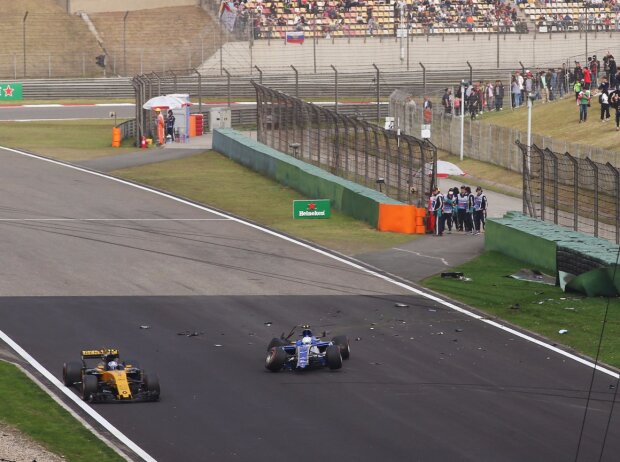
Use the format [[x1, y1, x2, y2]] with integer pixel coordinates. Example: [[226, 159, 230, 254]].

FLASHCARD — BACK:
[[286, 31, 305, 44]]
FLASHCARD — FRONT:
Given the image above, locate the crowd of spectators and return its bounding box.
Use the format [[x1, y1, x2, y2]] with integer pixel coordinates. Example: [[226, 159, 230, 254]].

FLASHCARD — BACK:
[[222, 0, 529, 39]]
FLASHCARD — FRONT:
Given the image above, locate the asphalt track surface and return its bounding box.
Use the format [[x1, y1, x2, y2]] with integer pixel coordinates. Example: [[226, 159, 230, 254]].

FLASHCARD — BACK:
[[1, 147, 619, 462]]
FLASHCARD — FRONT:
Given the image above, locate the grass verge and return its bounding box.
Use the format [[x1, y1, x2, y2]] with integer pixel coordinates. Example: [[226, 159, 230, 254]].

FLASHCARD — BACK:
[[0, 120, 135, 161], [0, 361, 123, 462], [479, 96, 620, 153], [423, 251, 620, 368], [114, 151, 417, 255]]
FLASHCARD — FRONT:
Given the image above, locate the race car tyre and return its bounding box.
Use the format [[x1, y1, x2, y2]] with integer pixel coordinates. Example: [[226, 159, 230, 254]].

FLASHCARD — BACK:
[[332, 335, 350, 360], [266, 338, 287, 351], [81, 375, 98, 401], [143, 373, 160, 401], [265, 347, 287, 372], [325, 345, 343, 370], [63, 361, 82, 387], [123, 359, 140, 369]]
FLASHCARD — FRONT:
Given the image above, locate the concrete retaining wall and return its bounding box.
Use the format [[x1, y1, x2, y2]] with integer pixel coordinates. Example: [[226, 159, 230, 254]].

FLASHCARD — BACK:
[[60, 0, 198, 13], [212, 128, 401, 227]]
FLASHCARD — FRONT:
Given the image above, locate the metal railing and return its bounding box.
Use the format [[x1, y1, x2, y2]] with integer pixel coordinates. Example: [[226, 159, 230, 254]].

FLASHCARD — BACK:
[[253, 82, 437, 206], [517, 141, 620, 243]]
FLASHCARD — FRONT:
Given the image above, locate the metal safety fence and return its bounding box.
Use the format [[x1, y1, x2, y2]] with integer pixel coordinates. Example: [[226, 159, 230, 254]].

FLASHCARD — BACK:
[[390, 89, 620, 169], [517, 141, 620, 244], [253, 82, 437, 206]]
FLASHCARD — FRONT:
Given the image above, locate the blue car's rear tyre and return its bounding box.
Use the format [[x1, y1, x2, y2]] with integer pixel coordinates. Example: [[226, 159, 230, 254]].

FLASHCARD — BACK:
[[326, 345, 343, 370], [332, 335, 350, 360], [81, 375, 98, 401], [63, 361, 82, 387], [267, 338, 287, 351], [265, 347, 287, 372]]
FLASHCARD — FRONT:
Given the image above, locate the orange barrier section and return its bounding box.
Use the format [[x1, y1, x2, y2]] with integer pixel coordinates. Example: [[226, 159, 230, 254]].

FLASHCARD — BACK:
[[189, 115, 197, 137], [111, 127, 121, 147], [378, 204, 426, 234]]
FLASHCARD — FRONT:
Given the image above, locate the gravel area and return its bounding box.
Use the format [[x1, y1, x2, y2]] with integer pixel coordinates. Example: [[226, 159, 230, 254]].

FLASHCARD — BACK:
[[0, 423, 64, 462]]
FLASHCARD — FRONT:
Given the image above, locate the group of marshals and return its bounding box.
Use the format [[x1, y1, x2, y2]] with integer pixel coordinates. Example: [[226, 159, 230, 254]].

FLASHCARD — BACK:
[[428, 185, 488, 236]]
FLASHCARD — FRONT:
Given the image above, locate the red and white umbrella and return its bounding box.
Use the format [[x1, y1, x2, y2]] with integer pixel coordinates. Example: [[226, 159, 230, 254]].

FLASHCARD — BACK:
[[426, 160, 467, 178], [142, 95, 188, 110]]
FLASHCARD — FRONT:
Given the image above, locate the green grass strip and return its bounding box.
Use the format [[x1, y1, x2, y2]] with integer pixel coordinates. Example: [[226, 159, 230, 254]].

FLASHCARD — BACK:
[[423, 251, 620, 368], [115, 151, 416, 256], [0, 361, 123, 461]]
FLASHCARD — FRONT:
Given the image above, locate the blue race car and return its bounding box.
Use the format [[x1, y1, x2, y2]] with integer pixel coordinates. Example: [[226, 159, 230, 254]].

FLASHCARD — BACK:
[[264, 326, 350, 372]]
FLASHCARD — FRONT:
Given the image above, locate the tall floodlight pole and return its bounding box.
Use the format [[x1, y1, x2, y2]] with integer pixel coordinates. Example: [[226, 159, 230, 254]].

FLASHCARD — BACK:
[[123, 11, 129, 76], [527, 95, 533, 173], [23, 11, 28, 78], [399, 4, 405, 62], [460, 82, 465, 161]]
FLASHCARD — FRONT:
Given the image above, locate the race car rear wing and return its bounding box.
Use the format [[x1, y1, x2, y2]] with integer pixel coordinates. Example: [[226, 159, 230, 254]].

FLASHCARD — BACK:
[[81, 348, 119, 359]]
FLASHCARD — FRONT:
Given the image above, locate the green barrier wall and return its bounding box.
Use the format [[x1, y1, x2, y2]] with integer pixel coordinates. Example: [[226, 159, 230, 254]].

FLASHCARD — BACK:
[[486, 211, 620, 277], [485, 212, 558, 274], [212, 128, 402, 227]]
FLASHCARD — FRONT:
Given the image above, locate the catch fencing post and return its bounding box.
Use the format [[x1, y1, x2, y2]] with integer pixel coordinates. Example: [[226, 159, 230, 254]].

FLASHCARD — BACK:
[[609, 162, 620, 244], [330, 65, 338, 114], [466, 61, 472, 85], [223, 68, 231, 108], [419, 62, 426, 94], [254, 65, 263, 84], [291, 65, 299, 98], [372, 63, 380, 124], [586, 157, 599, 237]]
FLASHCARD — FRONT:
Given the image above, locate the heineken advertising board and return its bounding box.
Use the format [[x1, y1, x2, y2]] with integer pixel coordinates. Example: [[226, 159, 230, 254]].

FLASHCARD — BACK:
[[293, 199, 331, 219], [0, 83, 23, 101]]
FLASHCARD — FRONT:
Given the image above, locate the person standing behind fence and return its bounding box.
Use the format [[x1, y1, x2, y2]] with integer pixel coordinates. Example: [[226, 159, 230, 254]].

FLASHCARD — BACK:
[[473, 186, 488, 235], [578, 87, 591, 123], [600, 90, 610, 122], [166, 109, 175, 142], [511, 77, 521, 107], [612, 91, 620, 130], [155, 108, 165, 146], [494, 80, 504, 110], [442, 88, 452, 115]]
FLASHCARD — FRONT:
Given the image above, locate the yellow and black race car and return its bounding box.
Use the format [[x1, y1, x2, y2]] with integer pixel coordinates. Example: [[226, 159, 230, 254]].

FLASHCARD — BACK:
[[62, 348, 160, 403]]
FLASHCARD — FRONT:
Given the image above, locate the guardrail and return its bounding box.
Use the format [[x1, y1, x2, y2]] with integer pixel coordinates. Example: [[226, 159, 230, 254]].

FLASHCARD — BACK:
[[22, 66, 516, 100]]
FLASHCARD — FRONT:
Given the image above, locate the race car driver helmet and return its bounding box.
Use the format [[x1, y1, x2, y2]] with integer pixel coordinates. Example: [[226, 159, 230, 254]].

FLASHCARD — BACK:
[[107, 361, 118, 370], [302, 329, 313, 337], [302, 336, 313, 345]]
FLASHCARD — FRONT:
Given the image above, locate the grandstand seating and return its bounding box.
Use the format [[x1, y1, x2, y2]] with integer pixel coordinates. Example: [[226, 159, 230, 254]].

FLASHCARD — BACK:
[[521, 1, 620, 33], [246, 0, 528, 39]]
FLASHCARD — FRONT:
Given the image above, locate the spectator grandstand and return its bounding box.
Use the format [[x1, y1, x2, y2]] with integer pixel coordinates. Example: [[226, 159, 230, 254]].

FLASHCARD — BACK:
[[522, 1, 620, 32], [220, 0, 530, 39]]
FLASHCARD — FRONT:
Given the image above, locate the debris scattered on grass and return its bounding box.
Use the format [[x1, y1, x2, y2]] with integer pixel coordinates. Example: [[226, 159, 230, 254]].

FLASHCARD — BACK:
[[564, 307, 575, 311], [558, 329, 568, 335], [510, 303, 520, 310]]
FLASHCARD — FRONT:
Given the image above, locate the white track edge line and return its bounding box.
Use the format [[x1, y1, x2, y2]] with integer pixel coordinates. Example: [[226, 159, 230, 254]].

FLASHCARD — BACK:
[[0, 145, 617, 383], [0, 329, 156, 462]]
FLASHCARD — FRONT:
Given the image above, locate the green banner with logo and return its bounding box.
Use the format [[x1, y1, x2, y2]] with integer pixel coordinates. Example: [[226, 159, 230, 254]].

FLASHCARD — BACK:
[[293, 199, 331, 219], [0, 83, 23, 101]]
